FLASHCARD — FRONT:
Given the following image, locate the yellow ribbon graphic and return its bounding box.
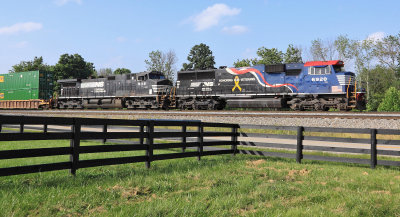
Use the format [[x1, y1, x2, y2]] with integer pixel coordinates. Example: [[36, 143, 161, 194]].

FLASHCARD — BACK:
[[232, 76, 242, 92]]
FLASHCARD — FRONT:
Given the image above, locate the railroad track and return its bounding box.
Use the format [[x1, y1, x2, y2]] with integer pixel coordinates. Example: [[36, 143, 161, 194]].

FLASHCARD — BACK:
[[1, 110, 400, 120]]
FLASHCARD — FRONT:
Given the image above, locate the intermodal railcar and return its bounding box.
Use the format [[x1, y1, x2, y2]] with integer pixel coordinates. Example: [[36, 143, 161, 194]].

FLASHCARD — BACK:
[[0, 70, 54, 109]]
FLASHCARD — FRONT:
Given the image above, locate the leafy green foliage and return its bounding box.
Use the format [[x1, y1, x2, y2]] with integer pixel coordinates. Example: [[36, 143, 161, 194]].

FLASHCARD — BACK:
[[374, 34, 400, 71], [10, 56, 52, 73], [334, 35, 354, 63], [377, 87, 400, 111], [233, 44, 302, 67], [255, 47, 283, 65], [113, 68, 131, 75], [182, 43, 215, 70], [54, 53, 95, 80], [233, 58, 254, 67], [283, 44, 302, 63], [96, 68, 113, 77], [145, 50, 177, 80]]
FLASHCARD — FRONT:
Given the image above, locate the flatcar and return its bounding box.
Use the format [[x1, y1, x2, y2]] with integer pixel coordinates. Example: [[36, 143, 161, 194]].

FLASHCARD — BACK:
[[176, 60, 366, 111], [57, 71, 173, 109]]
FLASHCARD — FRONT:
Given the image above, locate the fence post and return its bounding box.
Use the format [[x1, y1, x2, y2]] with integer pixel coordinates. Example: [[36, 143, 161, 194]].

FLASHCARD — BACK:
[[181, 125, 187, 152], [296, 126, 304, 164], [0, 124, 2, 133], [197, 122, 203, 161], [140, 124, 144, 146], [20, 123, 24, 133], [231, 126, 238, 156], [43, 124, 47, 133], [70, 118, 81, 176], [102, 124, 107, 143], [146, 121, 154, 169], [370, 129, 377, 169]]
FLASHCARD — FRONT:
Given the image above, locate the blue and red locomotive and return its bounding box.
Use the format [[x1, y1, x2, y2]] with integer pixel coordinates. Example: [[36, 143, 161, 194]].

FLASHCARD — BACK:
[[176, 60, 365, 111]]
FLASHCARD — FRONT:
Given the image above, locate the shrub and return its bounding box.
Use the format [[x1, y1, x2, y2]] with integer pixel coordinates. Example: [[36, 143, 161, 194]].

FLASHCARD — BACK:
[[377, 87, 400, 111]]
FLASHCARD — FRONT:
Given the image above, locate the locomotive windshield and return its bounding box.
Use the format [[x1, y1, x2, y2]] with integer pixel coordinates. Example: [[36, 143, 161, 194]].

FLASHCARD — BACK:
[[333, 65, 344, 72], [149, 73, 165, 79]]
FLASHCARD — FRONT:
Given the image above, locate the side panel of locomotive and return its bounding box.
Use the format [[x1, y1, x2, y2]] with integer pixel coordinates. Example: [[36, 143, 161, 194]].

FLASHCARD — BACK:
[[57, 71, 172, 109]]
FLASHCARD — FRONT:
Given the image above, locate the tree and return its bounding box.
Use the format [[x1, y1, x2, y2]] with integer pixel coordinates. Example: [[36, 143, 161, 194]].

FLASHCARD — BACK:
[[255, 47, 283, 65], [377, 87, 400, 112], [283, 44, 302, 63], [145, 50, 177, 80], [54, 53, 95, 81], [233, 59, 252, 67], [374, 34, 400, 71], [182, 43, 215, 70], [309, 38, 336, 61], [352, 38, 375, 99], [96, 68, 113, 77], [334, 35, 354, 63], [361, 65, 397, 111], [114, 68, 131, 75], [164, 50, 178, 80], [10, 56, 52, 73]]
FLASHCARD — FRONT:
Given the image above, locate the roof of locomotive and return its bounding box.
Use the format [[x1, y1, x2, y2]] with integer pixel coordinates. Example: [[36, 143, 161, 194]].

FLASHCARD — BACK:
[[304, 60, 344, 67]]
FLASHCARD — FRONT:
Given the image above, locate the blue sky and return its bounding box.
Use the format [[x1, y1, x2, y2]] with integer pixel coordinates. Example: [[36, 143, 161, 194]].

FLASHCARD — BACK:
[[0, 0, 399, 74]]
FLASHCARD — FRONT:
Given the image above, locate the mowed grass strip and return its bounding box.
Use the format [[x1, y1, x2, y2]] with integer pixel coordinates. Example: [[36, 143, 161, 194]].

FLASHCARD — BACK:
[[1, 140, 400, 216]]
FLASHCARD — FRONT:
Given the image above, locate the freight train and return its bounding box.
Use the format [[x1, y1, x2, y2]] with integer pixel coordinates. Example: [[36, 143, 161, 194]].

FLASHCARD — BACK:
[[0, 60, 366, 111]]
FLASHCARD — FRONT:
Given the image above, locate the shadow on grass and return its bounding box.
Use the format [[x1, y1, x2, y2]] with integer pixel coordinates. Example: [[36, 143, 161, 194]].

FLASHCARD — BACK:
[[1, 153, 399, 190]]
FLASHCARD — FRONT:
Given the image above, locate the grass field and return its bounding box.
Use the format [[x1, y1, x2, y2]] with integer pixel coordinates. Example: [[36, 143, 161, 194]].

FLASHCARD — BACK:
[[1, 140, 400, 217]]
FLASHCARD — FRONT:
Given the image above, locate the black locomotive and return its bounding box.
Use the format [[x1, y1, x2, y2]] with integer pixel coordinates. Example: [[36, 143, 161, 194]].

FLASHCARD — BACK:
[[57, 71, 172, 109]]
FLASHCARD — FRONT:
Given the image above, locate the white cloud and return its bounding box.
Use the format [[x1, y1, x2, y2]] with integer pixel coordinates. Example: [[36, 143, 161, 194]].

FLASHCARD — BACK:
[[221, 25, 248, 34], [15, 41, 28, 48], [367, 31, 385, 42], [55, 0, 82, 6], [116, 36, 127, 43], [0, 22, 43, 35], [187, 4, 241, 31]]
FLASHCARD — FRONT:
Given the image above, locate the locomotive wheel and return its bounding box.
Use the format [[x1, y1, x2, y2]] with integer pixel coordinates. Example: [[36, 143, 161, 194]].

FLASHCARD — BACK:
[[207, 102, 215, 110]]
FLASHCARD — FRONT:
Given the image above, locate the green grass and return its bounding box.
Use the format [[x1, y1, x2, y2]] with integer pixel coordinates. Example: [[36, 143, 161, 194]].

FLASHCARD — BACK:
[[1, 140, 400, 216]]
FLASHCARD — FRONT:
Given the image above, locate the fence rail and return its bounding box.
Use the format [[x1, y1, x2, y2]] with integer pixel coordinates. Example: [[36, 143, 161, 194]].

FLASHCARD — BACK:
[[238, 124, 400, 168], [1, 115, 400, 177], [0, 115, 239, 177]]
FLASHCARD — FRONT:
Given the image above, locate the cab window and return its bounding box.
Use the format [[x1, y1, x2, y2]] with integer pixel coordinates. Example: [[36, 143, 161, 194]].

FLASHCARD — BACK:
[[308, 66, 331, 75]]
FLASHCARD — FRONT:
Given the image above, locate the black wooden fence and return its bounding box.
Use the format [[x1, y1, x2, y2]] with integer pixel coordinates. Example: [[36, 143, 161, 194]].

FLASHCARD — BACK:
[[1, 115, 400, 177], [0, 115, 239, 177], [238, 124, 400, 168]]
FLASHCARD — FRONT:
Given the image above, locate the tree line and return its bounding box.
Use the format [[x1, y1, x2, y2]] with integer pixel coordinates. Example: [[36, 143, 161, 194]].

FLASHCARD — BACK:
[[7, 33, 400, 111]]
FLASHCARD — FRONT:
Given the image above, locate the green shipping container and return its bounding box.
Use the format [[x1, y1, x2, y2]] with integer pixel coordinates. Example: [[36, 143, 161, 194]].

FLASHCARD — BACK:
[[0, 71, 54, 100]]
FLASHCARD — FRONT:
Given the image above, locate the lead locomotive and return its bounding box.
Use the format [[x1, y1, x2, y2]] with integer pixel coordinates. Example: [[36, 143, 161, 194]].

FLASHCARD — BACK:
[[176, 60, 365, 111]]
